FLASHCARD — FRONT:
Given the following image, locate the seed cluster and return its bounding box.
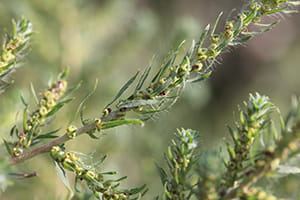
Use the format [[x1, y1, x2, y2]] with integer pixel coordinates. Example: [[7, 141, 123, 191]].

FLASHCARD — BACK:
[[0, 18, 32, 77], [50, 146, 141, 200], [12, 79, 68, 157]]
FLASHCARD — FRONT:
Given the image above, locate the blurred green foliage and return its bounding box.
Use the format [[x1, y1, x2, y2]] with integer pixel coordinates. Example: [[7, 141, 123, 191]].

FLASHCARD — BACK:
[[0, 0, 300, 199]]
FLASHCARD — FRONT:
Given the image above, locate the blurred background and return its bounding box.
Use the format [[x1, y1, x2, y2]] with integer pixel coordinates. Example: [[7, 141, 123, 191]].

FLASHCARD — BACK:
[[0, 0, 300, 199]]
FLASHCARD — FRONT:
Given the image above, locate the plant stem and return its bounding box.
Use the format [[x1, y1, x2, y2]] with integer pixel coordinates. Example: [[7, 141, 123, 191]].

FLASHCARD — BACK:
[[9, 122, 97, 164]]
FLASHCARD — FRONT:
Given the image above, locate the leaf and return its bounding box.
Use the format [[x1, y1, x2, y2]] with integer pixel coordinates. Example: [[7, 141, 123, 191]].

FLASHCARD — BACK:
[[22, 106, 28, 131], [35, 129, 60, 139], [20, 95, 28, 107], [152, 72, 177, 95], [122, 184, 147, 195], [61, 80, 82, 99], [87, 132, 101, 139], [58, 67, 70, 80], [30, 83, 39, 104], [185, 40, 196, 58], [135, 56, 154, 92], [264, 6, 287, 15], [118, 99, 159, 108], [211, 12, 223, 36], [198, 24, 210, 48], [45, 98, 74, 117], [0, 67, 14, 78], [155, 163, 169, 184], [69, 79, 98, 124], [100, 119, 144, 129], [151, 52, 178, 84], [10, 125, 17, 137], [114, 176, 127, 182], [190, 71, 212, 83], [135, 109, 160, 114], [54, 161, 73, 197], [242, 21, 279, 35], [105, 71, 140, 108], [243, 9, 257, 24], [229, 36, 253, 45], [2, 139, 12, 155]]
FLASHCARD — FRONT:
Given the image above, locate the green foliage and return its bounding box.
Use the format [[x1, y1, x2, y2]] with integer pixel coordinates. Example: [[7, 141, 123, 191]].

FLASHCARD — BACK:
[[0, 18, 33, 92], [0, 0, 300, 199]]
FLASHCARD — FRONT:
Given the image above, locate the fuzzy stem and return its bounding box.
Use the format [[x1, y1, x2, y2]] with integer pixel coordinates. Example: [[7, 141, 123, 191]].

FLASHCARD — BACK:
[[9, 122, 97, 164]]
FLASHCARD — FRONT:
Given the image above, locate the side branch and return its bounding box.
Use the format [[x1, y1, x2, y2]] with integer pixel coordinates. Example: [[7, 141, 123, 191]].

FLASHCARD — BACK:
[[9, 122, 97, 164]]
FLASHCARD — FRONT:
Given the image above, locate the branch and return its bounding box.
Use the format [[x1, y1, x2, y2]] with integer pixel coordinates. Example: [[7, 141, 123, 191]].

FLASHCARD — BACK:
[[9, 122, 97, 164]]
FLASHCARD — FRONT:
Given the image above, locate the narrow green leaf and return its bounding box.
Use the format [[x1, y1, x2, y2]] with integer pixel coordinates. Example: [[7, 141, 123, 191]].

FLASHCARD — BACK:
[[100, 119, 144, 129], [35, 129, 60, 139], [2, 139, 12, 155], [12, 19, 17, 35], [61, 81, 82, 99], [198, 24, 210, 48], [229, 36, 253, 45], [243, 9, 257, 24], [20, 95, 28, 107], [0, 67, 14, 78], [264, 6, 287, 15], [105, 71, 140, 108], [151, 51, 178, 84], [190, 71, 212, 83], [45, 98, 74, 117], [123, 184, 146, 195], [226, 8, 237, 22], [242, 21, 279, 35], [30, 83, 39, 104], [135, 56, 155, 92], [10, 125, 17, 137], [87, 132, 100, 139], [114, 176, 127, 182], [54, 161, 73, 196], [69, 80, 98, 124], [59, 67, 70, 80], [185, 40, 196, 58], [118, 99, 159, 108], [211, 12, 223, 36], [155, 163, 169, 184], [26, 124, 37, 144], [152, 72, 177, 95], [22, 106, 28, 131]]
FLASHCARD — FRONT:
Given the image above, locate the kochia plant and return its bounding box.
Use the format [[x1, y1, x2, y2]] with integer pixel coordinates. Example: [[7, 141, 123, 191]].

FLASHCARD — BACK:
[[1, 0, 300, 199]]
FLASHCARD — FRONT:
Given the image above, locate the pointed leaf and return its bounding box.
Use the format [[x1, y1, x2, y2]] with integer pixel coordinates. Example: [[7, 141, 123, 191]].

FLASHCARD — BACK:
[[54, 161, 73, 196], [122, 184, 146, 195], [30, 83, 39, 104], [135, 56, 154, 92], [69, 79, 98, 124], [2, 139, 12, 155], [211, 12, 223, 36], [155, 163, 169, 184], [198, 24, 210, 48], [118, 99, 159, 108], [190, 71, 212, 83], [35, 129, 60, 139], [106, 71, 140, 108], [100, 119, 144, 129], [45, 98, 74, 117]]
